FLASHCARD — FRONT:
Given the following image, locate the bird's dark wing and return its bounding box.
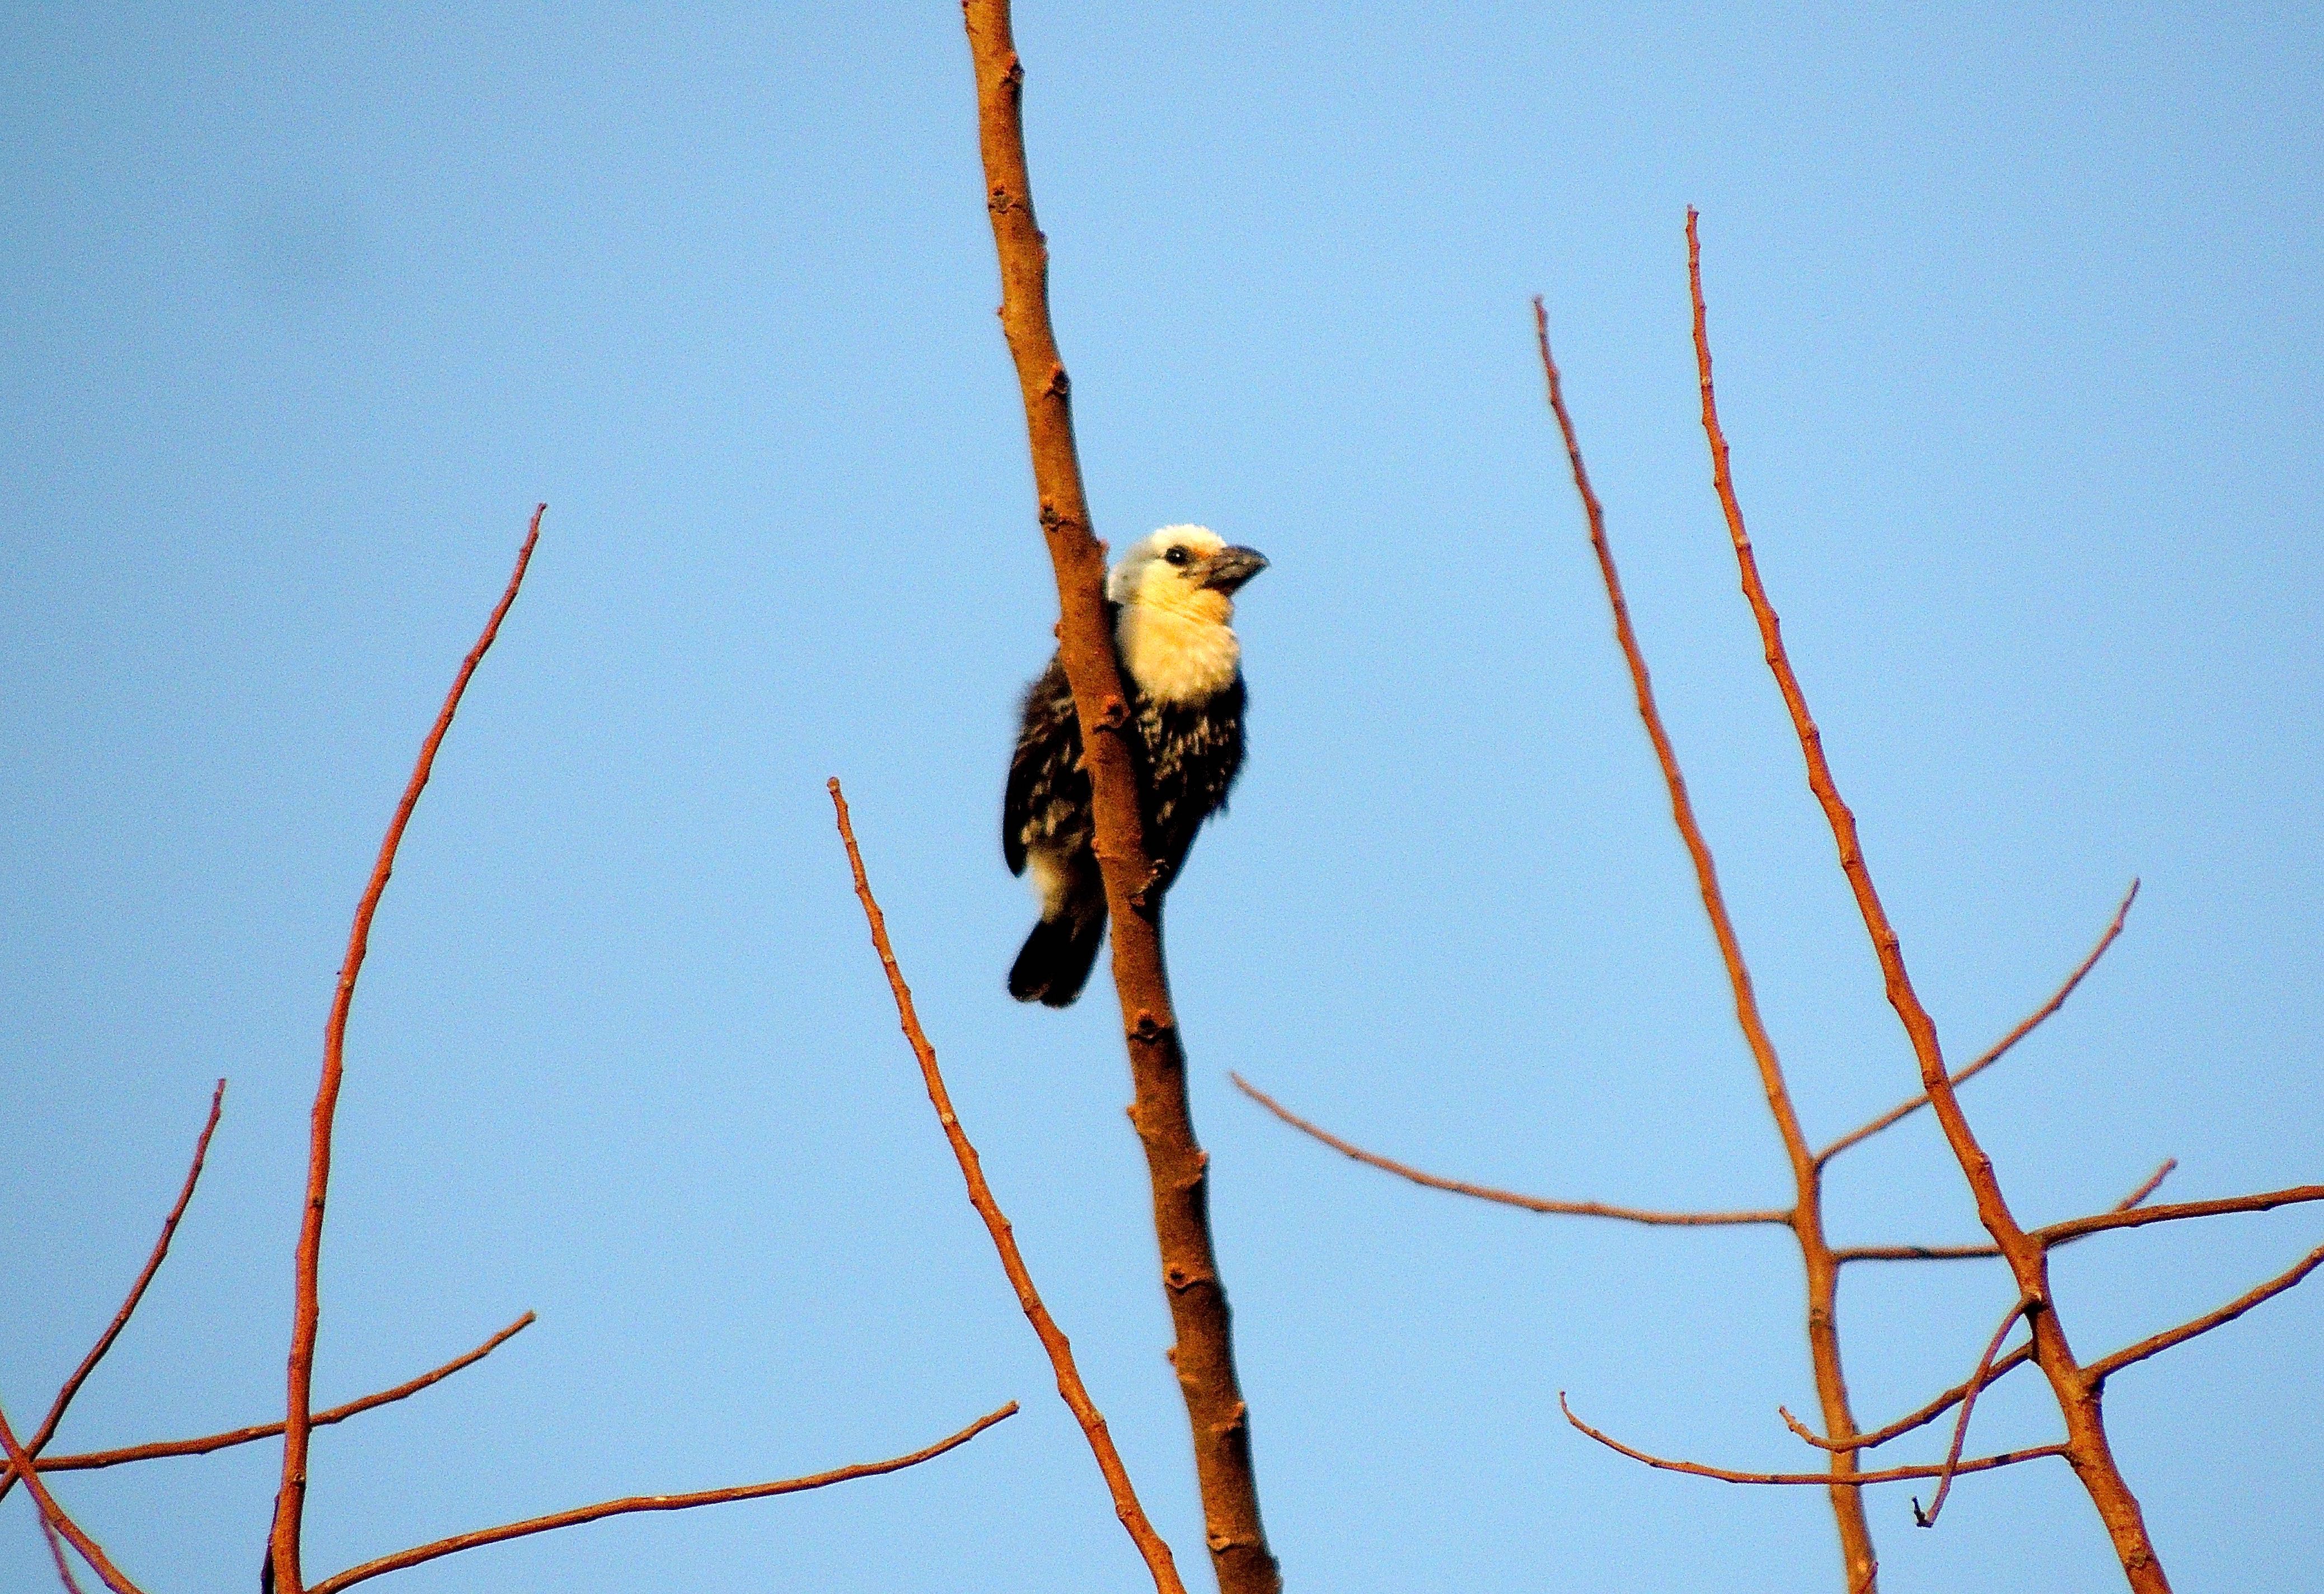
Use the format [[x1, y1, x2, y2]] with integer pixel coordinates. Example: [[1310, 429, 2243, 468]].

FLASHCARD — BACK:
[[1004, 651, 1081, 876], [1142, 674, 1247, 889]]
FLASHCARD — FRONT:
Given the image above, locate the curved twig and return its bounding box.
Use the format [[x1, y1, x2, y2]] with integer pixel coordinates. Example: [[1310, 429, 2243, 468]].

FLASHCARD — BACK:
[[37, 1507, 90, 1594], [303, 1402, 1016, 1594], [2083, 1243, 2324, 1386], [0, 1080, 225, 1503], [1232, 1074, 1789, 1227], [1912, 1295, 2034, 1527], [831, 781, 1186, 1594], [1815, 885, 2136, 1167], [39, 1315, 533, 1475], [1560, 1392, 2065, 1488], [270, 506, 544, 1594]]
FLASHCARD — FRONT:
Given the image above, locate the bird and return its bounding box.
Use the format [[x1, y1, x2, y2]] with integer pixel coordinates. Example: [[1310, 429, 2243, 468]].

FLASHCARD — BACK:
[[1004, 524, 1268, 1007]]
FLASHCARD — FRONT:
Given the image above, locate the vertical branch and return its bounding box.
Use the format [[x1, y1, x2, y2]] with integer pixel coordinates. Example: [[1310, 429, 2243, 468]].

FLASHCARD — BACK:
[[959, 6, 1279, 1591], [1535, 301, 1879, 1591], [1685, 210, 2168, 1592], [829, 780, 1186, 1594], [268, 507, 545, 1594]]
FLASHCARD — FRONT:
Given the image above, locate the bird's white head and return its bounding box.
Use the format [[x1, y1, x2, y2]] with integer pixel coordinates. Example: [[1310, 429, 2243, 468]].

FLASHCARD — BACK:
[[1105, 526, 1268, 705]]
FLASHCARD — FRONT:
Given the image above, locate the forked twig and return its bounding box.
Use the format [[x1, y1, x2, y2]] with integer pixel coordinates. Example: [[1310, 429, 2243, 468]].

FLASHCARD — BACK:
[[1815, 885, 2137, 1167], [830, 779, 1187, 1594], [0, 1080, 226, 1503], [1560, 1393, 2065, 1488], [1232, 1075, 1791, 1228], [2034, 1185, 2324, 1247], [270, 506, 545, 1594], [1912, 1295, 2034, 1528], [302, 1403, 1016, 1594], [1835, 1159, 2179, 1264], [2082, 1243, 2324, 1386], [39, 1315, 535, 1475], [0, 1401, 145, 1594]]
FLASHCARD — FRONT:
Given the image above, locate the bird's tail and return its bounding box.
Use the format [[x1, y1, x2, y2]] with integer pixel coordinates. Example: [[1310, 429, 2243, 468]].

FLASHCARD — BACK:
[[1009, 898, 1108, 1007]]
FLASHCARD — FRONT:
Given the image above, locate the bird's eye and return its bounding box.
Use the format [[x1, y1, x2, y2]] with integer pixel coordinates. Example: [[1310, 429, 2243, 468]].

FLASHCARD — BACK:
[[1163, 547, 1191, 566]]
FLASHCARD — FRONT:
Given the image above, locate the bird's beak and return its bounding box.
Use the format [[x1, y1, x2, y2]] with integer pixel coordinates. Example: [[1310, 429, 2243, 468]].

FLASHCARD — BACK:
[[1200, 545, 1269, 593]]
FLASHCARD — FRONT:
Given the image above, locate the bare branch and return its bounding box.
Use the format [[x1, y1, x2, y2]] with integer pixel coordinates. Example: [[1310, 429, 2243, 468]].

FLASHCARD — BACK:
[[1232, 1074, 1790, 1228], [1815, 884, 2137, 1167], [830, 781, 1186, 1594], [2035, 1184, 2324, 1247], [271, 505, 545, 1594], [1560, 1393, 2065, 1488], [2083, 1243, 2324, 1386], [1836, 1159, 2180, 1264], [39, 1314, 534, 1475], [0, 1079, 225, 1504], [1537, 289, 1878, 1587], [1912, 1295, 2034, 1528], [302, 1402, 1017, 1594], [0, 1400, 145, 1594], [959, 8, 1275, 1588], [1684, 210, 2167, 1588], [1779, 1339, 2038, 1454]]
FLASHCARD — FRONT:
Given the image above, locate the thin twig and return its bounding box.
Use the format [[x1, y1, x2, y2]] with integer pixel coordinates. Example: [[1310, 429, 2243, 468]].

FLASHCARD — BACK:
[[303, 1402, 1016, 1594], [1232, 1074, 1790, 1226], [1686, 209, 2168, 1590], [270, 505, 545, 1594], [1836, 1159, 2180, 1264], [1536, 293, 1881, 1589], [0, 1401, 145, 1594], [829, 780, 1186, 1594], [40, 1315, 535, 1475], [1911, 1295, 2033, 1527], [2083, 1243, 2324, 1386], [2035, 1184, 2324, 1247], [1815, 884, 2136, 1167], [1779, 1340, 2039, 1454], [36, 1508, 90, 1594], [0, 1080, 225, 1503], [1560, 1393, 2065, 1488], [959, 7, 1275, 1588]]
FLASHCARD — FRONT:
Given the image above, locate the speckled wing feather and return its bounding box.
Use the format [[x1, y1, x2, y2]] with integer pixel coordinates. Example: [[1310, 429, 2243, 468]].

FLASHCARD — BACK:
[[1004, 651, 1088, 877]]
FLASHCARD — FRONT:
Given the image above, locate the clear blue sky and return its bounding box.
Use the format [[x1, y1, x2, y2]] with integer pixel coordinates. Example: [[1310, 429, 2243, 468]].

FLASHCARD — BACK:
[[4, 4, 2320, 1591]]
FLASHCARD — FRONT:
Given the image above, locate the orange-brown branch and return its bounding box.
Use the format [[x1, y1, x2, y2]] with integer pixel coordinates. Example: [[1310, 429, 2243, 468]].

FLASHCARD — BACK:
[[1781, 1340, 2039, 1454], [830, 781, 1186, 1594], [1234, 1073, 1791, 1227], [1815, 884, 2138, 1167], [1913, 1295, 2033, 1528], [1836, 1159, 2179, 1264], [1561, 1393, 2065, 1488], [302, 1402, 1016, 1594], [1685, 209, 2168, 1591], [2082, 1243, 2324, 1386], [36, 1507, 90, 1594], [2035, 1185, 2324, 1247], [270, 506, 544, 1594], [959, 7, 1276, 1589], [0, 1401, 145, 1594], [38, 1314, 533, 1476], [0, 1079, 224, 1504], [1536, 295, 1880, 1591]]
